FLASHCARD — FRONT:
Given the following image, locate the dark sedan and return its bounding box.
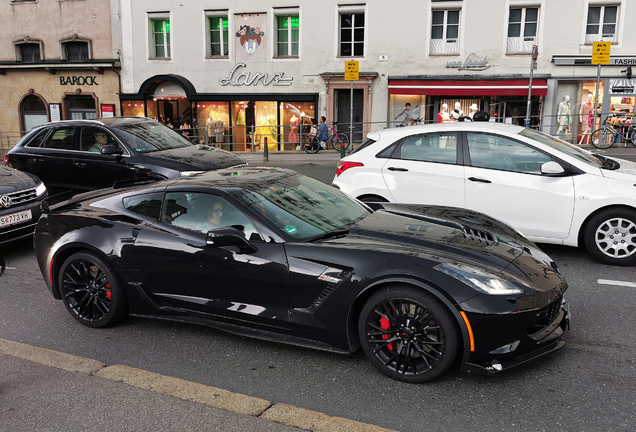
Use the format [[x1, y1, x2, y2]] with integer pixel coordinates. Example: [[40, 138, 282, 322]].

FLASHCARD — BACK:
[[6, 117, 247, 196], [0, 165, 47, 245], [33, 168, 569, 383]]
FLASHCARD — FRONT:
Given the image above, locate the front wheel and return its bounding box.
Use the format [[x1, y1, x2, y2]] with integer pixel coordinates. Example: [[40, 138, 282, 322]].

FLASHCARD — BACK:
[[303, 136, 320, 154], [583, 208, 636, 266], [331, 133, 350, 151], [59, 252, 128, 327], [590, 128, 615, 149], [358, 286, 459, 383]]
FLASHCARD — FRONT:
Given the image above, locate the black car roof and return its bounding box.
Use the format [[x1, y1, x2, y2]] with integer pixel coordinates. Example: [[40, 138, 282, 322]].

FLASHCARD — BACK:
[[167, 167, 299, 189], [41, 117, 156, 129]]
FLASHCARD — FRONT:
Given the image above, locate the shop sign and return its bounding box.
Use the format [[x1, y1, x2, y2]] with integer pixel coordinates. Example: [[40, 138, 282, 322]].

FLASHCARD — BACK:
[[610, 79, 636, 94], [446, 53, 490, 71], [554, 56, 636, 66], [219, 63, 293, 87], [49, 103, 61, 122], [60, 76, 99, 86]]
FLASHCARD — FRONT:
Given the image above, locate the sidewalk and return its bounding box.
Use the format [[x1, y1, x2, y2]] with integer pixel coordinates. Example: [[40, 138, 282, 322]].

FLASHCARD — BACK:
[[0, 339, 395, 432]]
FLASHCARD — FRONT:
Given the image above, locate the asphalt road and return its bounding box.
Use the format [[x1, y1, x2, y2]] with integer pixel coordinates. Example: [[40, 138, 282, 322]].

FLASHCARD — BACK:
[[2, 148, 636, 432]]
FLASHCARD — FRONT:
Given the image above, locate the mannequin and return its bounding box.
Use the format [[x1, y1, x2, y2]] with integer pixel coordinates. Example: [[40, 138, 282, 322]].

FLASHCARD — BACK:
[[214, 118, 225, 144], [438, 103, 450, 123], [206, 114, 215, 143], [468, 103, 478, 119], [557, 95, 572, 136], [289, 114, 299, 143], [450, 102, 464, 121], [580, 93, 594, 142]]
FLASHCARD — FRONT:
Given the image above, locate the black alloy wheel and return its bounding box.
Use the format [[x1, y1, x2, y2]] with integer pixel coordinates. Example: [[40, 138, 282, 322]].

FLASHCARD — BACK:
[[358, 286, 459, 383], [59, 252, 128, 328], [584, 208, 636, 266]]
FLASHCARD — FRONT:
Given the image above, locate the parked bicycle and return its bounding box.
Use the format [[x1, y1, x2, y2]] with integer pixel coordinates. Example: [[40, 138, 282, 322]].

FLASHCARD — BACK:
[[591, 117, 636, 149], [302, 123, 349, 154]]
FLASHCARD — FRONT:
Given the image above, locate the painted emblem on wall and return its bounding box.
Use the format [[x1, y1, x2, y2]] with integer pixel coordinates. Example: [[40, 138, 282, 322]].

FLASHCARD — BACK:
[[236, 25, 264, 55]]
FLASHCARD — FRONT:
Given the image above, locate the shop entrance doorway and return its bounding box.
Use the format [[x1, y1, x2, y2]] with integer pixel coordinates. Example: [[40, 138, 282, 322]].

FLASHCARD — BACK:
[[336, 89, 364, 142]]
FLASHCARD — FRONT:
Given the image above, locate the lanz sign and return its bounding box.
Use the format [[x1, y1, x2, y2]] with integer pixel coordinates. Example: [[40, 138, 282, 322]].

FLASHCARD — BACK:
[[60, 76, 99, 86], [446, 53, 491, 71], [219, 63, 292, 87]]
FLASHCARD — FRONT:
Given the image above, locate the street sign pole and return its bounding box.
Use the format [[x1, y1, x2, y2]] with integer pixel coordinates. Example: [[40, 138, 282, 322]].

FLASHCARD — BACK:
[[344, 61, 359, 157], [592, 41, 611, 131], [525, 46, 538, 128]]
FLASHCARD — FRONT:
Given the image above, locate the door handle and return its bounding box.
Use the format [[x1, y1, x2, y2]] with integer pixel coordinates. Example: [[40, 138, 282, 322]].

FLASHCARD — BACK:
[[32, 158, 43, 163], [131, 227, 141, 238], [387, 167, 409, 172], [75, 162, 87, 168], [468, 177, 492, 184]]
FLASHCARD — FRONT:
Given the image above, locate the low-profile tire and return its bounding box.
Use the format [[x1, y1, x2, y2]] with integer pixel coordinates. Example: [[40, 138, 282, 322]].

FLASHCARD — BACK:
[[583, 208, 636, 266], [358, 286, 459, 383], [58, 252, 128, 328]]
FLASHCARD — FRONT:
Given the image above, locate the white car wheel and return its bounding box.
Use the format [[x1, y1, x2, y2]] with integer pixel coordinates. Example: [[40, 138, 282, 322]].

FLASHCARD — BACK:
[[584, 209, 636, 266]]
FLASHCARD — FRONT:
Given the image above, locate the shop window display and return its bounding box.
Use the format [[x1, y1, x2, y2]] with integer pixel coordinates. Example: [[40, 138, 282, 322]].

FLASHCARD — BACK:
[[279, 102, 314, 150], [254, 101, 278, 151], [194, 102, 229, 148], [390, 95, 426, 125], [122, 101, 146, 117], [440, 99, 480, 122], [578, 81, 604, 143]]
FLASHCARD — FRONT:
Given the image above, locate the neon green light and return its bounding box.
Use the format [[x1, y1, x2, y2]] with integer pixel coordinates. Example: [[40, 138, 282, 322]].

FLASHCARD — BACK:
[[282, 16, 299, 28]]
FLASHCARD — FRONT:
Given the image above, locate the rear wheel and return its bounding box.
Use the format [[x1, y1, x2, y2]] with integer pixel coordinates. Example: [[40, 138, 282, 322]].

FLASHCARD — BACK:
[[358, 286, 459, 383], [584, 208, 636, 266], [59, 252, 128, 328], [331, 133, 350, 150], [303, 135, 320, 154], [590, 128, 615, 149]]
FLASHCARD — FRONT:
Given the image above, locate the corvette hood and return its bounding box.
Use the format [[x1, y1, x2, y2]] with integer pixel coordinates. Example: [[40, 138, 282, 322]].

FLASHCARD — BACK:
[[345, 204, 546, 272], [140, 145, 247, 171]]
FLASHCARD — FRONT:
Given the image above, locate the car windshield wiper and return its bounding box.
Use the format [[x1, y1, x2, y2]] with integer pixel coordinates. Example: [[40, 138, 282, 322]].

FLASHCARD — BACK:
[[307, 228, 350, 242]]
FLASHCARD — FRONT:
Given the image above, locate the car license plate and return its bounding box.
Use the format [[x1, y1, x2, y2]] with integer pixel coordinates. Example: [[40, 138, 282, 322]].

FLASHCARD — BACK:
[[0, 209, 32, 228]]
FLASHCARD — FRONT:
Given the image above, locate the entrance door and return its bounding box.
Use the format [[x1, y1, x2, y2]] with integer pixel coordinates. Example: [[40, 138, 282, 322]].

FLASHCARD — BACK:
[[336, 89, 363, 142]]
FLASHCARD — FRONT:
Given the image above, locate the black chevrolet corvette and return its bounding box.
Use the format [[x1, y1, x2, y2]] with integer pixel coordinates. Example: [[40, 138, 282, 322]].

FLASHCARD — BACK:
[[34, 168, 569, 383]]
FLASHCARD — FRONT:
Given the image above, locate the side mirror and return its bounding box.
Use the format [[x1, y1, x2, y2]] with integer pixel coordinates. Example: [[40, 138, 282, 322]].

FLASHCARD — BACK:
[[100, 145, 124, 155], [541, 161, 566, 176], [206, 227, 258, 254]]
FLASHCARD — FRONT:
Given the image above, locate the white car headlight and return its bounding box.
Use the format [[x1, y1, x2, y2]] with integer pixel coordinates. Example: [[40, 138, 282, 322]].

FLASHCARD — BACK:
[[35, 182, 47, 196], [434, 263, 525, 295], [180, 171, 206, 177]]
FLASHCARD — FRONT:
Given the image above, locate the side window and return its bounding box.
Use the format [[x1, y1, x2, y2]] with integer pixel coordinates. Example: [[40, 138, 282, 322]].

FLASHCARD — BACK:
[[123, 192, 163, 220], [467, 133, 552, 174], [396, 133, 458, 164], [162, 192, 260, 240], [24, 128, 51, 148], [42, 127, 75, 149], [80, 127, 117, 152]]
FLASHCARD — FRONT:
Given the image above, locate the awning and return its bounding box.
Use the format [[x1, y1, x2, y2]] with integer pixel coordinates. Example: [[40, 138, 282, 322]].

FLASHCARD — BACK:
[[388, 79, 548, 96]]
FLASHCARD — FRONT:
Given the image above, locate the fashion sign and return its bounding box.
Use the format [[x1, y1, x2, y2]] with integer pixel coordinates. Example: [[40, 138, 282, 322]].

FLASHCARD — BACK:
[[219, 63, 293, 87], [446, 53, 491, 71]]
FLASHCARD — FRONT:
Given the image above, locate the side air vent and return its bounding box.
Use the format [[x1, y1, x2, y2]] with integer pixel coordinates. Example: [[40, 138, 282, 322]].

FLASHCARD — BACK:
[[463, 227, 495, 244]]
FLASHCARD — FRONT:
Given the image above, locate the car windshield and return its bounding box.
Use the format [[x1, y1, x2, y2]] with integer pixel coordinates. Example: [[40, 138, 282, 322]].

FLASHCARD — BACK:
[[112, 121, 193, 153], [519, 128, 603, 167], [233, 175, 370, 240]]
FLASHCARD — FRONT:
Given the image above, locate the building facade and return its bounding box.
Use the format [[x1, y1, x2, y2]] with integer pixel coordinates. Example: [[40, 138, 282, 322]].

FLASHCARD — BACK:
[[0, 0, 121, 140]]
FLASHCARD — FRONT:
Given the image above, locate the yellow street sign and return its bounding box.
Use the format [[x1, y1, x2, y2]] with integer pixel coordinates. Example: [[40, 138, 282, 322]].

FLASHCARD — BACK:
[[592, 41, 611, 65], [345, 61, 359, 81]]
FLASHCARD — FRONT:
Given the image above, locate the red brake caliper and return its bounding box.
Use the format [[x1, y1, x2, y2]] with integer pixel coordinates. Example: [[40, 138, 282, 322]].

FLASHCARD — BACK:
[[106, 283, 111, 300], [380, 316, 393, 352]]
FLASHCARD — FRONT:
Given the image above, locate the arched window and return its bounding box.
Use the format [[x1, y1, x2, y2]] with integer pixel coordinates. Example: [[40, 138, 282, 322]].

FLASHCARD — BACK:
[[21, 95, 48, 131]]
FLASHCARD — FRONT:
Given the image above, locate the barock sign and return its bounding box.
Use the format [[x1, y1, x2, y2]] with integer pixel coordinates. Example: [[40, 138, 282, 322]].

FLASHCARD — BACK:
[[60, 76, 99, 85], [219, 63, 293, 87], [445, 53, 491, 71]]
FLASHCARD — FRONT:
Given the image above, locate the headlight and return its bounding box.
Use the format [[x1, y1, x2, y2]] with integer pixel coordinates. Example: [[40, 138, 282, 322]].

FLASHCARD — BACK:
[[35, 182, 47, 196], [434, 263, 525, 295], [180, 171, 206, 177]]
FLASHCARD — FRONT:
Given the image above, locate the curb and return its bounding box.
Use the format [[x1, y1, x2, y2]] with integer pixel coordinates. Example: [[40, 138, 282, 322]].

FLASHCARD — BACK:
[[0, 338, 397, 432]]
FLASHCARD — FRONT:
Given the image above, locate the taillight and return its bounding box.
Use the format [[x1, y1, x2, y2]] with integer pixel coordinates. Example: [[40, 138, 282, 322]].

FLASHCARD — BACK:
[[4, 155, 8, 165], [336, 161, 363, 177]]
